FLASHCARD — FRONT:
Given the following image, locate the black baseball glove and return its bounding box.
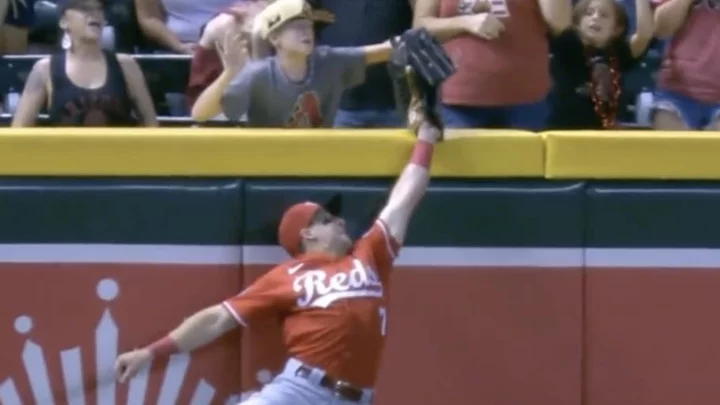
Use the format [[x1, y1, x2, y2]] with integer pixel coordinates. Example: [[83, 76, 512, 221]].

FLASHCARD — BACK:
[[388, 28, 456, 134]]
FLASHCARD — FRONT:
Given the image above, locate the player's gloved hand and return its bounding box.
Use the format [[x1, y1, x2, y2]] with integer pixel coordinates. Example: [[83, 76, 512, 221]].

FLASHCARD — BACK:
[[406, 67, 443, 143], [114, 348, 152, 383], [388, 28, 456, 137]]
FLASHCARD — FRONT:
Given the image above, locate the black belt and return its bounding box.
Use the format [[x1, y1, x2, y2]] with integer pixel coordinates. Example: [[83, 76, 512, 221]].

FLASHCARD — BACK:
[[295, 365, 366, 402]]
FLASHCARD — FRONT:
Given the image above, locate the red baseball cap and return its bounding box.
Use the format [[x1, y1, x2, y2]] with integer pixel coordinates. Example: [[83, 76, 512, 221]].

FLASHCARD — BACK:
[[278, 201, 322, 257]]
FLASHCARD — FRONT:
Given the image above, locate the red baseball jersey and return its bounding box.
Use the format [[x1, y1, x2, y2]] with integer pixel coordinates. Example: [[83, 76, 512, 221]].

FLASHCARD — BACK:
[[223, 219, 400, 387]]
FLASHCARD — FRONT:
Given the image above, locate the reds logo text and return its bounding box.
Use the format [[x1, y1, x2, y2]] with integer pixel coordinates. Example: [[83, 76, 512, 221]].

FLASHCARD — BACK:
[[292, 259, 384, 309]]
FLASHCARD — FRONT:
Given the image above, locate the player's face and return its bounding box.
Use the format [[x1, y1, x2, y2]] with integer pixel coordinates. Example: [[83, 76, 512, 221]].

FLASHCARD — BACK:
[[304, 209, 352, 253], [579, 0, 617, 47], [275, 18, 314, 56], [62, 1, 105, 41]]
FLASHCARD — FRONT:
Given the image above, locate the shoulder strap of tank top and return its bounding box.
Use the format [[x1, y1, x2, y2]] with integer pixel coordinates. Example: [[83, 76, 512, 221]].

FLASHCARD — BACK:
[[103, 50, 130, 91], [49, 52, 68, 88], [103, 50, 123, 73]]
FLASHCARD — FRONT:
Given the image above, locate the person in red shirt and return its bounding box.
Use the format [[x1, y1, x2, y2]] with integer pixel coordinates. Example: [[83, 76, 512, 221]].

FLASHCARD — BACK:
[[414, 0, 572, 130], [651, 0, 720, 130], [114, 94, 443, 403]]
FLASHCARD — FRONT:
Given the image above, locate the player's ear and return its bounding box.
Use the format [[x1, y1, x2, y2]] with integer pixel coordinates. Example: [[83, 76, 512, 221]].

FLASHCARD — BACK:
[[300, 227, 315, 243]]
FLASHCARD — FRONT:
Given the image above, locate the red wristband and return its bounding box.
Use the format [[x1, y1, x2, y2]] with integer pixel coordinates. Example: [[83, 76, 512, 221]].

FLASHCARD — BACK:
[[146, 336, 179, 357], [410, 139, 434, 169]]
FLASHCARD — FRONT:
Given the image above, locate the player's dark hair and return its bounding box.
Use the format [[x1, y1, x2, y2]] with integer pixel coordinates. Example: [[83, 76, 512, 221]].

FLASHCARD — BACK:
[[573, 0, 630, 44]]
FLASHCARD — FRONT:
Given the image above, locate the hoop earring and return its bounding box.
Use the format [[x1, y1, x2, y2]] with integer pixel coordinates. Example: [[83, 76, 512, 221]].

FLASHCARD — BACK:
[[61, 32, 71, 50]]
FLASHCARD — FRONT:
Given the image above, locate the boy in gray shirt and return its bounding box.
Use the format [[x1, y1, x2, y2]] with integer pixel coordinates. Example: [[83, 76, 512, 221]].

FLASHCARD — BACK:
[[190, 0, 396, 127]]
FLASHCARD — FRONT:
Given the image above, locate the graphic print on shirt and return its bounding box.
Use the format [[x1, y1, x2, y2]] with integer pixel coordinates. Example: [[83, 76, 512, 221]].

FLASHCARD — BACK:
[[286, 91, 323, 128], [60, 93, 128, 125], [457, 0, 510, 17], [292, 259, 384, 309]]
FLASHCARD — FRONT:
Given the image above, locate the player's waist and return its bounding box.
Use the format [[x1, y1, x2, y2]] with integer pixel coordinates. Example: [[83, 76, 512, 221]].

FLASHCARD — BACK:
[[281, 357, 375, 403]]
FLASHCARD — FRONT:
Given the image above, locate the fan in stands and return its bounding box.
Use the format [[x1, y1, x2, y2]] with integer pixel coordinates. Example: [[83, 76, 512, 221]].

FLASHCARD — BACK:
[[186, 0, 270, 115], [548, 0, 654, 130], [189, 0, 399, 127], [10, 0, 158, 127]]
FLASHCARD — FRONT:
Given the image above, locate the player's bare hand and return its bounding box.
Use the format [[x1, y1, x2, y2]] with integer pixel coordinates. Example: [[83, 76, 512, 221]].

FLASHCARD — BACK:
[[465, 13, 505, 40], [405, 67, 443, 143], [216, 26, 249, 73], [115, 349, 152, 383], [417, 121, 443, 144]]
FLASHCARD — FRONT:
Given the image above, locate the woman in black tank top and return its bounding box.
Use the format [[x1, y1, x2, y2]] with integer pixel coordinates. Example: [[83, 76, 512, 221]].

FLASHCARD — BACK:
[[11, 0, 158, 127]]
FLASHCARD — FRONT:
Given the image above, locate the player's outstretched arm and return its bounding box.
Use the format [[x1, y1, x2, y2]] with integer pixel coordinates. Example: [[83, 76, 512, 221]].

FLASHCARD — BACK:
[[114, 304, 237, 383], [378, 118, 442, 245]]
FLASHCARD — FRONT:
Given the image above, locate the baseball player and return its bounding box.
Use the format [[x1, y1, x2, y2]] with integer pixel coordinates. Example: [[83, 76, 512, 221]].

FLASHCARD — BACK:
[[114, 75, 447, 404], [189, 0, 397, 126]]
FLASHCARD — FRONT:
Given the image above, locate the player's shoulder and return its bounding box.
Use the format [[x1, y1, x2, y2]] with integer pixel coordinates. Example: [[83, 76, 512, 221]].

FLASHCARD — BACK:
[[265, 257, 313, 278], [351, 220, 382, 249]]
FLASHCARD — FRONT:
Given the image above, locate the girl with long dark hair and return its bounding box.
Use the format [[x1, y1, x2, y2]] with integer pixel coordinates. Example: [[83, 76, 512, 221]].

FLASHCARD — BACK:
[[549, 0, 654, 129]]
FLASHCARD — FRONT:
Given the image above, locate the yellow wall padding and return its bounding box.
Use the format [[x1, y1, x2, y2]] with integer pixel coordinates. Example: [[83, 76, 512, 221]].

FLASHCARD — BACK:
[[0, 128, 543, 177], [545, 131, 720, 179]]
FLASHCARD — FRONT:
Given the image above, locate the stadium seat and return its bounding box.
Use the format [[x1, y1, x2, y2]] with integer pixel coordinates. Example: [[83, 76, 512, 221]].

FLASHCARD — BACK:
[[107, 0, 146, 52], [0, 55, 44, 114], [0, 55, 41, 96], [134, 54, 191, 116], [618, 48, 662, 125], [29, 0, 60, 46]]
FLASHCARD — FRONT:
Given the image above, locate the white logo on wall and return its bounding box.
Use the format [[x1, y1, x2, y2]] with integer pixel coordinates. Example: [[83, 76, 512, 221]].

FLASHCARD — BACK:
[[0, 278, 273, 405]]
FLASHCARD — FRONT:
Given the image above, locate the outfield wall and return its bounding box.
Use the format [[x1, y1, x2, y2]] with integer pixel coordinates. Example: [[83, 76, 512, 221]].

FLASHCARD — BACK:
[[0, 129, 719, 405]]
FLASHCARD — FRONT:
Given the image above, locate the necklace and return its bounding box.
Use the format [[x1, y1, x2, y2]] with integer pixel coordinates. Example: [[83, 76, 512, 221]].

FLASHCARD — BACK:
[[585, 51, 622, 129]]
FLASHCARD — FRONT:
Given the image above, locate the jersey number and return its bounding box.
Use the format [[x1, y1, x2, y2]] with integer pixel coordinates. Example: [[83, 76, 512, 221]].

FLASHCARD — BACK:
[[378, 307, 388, 336]]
